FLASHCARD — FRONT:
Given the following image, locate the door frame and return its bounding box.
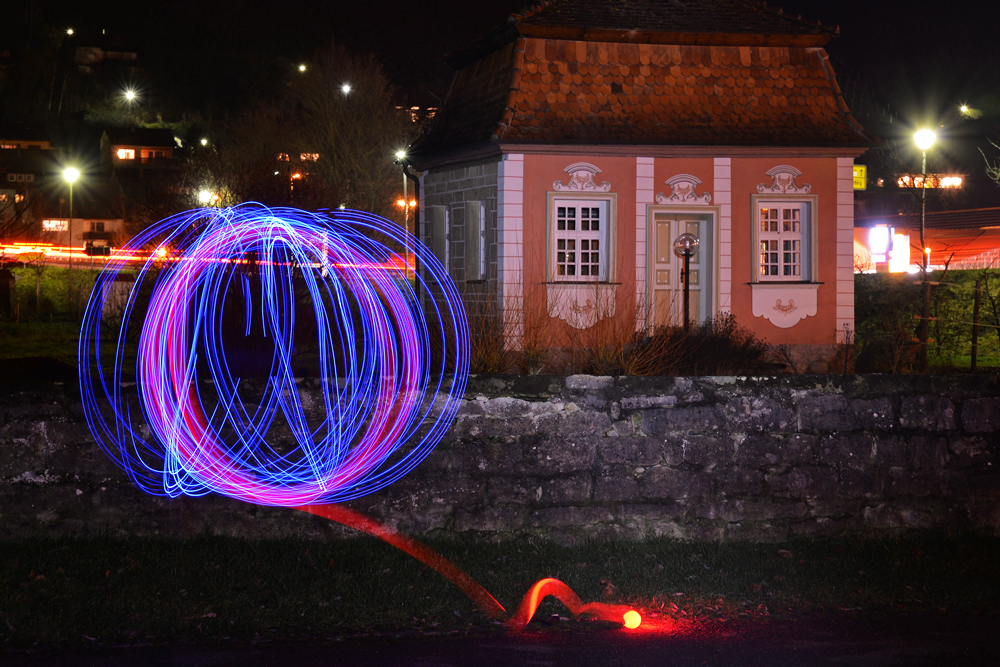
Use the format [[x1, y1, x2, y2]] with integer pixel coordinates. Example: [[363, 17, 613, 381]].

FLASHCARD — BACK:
[[645, 205, 721, 330]]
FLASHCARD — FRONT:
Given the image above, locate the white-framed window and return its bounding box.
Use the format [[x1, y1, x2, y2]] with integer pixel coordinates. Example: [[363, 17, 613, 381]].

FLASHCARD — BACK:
[[116, 148, 135, 160], [753, 198, 814, 281], [550, 198, 610, 281], [92, 221, 105, 232]]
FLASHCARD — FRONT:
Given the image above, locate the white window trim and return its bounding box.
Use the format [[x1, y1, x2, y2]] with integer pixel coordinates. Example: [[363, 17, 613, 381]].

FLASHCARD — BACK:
[[750, 194, 818, 283], [546, 192, 617, 283]]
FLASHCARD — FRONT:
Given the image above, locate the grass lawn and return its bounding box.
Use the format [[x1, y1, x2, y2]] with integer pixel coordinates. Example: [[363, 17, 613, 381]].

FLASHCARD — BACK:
[[0, 322, 82, 367], [2, 535, 998, 649]]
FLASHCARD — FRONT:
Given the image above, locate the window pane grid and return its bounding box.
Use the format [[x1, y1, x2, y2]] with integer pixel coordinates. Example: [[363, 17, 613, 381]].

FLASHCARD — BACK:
[[553, 202, 604, 281], [758, 203, 806, 280]]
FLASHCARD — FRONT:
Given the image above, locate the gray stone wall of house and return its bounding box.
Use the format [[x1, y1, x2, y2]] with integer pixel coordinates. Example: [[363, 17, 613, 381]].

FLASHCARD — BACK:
[[1, 374, 998, 544], [420, 160, 500, 299]]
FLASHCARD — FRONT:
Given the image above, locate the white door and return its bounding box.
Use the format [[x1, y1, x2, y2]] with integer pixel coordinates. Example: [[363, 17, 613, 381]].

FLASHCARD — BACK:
[[649, 212, 714, 328]]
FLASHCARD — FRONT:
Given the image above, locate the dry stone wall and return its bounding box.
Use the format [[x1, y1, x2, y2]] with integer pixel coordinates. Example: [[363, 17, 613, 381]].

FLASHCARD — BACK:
[[1, 374, 998, 543]]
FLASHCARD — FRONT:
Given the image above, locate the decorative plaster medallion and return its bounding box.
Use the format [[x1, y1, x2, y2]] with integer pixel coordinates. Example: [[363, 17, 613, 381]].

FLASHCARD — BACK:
[[553, 162, 612, 192], [655, 174, 712, 204], [546, 283, 616, 329], [757, 165, 812, 194], [750, 283, 818, 328]]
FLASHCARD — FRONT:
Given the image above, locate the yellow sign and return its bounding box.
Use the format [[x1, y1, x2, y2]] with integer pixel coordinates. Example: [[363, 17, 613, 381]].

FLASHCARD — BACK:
[[853, 165, 867, 190]]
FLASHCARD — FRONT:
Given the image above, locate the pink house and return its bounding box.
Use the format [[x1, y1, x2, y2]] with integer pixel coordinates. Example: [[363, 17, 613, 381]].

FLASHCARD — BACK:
[[409, 0, 869, 372]]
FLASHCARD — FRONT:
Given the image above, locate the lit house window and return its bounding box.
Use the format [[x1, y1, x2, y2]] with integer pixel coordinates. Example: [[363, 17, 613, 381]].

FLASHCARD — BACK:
[[300, 153, 319, 162], [756, 201, 812, 280], [116, 148, 135, 160], [42, 219, 68, 232], [551, 200, 609, 281], [277, 153, 290, 161]]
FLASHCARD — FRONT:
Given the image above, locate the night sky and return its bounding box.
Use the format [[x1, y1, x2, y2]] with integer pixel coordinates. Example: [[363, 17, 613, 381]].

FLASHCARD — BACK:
[[34, 0, 1000, 111], [13, 0, 1000, 182]]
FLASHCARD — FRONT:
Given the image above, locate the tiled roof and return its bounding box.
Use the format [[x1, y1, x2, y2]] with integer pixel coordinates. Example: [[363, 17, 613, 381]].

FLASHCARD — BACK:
[[411, 0, 867, 165], [501, 40, 866, 146], [511, 0, 834, 43], [415, 42, 518, 159]]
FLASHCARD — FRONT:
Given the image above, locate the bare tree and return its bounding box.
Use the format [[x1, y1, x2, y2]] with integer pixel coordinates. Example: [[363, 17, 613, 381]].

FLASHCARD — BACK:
[[185, 42, 412, 219]]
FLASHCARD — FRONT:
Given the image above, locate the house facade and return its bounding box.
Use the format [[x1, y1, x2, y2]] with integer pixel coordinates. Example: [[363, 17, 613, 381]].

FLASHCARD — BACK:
[[410, 0, 869, 372]]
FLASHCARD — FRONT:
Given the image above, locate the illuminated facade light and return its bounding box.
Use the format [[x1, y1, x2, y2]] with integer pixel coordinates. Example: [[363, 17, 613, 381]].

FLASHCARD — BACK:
[[896, 174, 964, 188], [869, 225, 890, 256]]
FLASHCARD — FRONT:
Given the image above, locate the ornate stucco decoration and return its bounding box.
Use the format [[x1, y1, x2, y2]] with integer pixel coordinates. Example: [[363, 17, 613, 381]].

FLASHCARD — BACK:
[[757, 165, 811, 194], [655, 174, 712, 205], [750, 283, 818, 328], [553, 163, 612, 192], [546, 283, 616, 330]]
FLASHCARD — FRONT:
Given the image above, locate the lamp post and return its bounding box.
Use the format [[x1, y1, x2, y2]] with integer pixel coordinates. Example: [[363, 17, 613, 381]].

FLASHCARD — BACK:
[[914, 129, 936, 372], [63, 167, 80, 267], [672, 232, 700, 333], [395, 150, 412, 278]]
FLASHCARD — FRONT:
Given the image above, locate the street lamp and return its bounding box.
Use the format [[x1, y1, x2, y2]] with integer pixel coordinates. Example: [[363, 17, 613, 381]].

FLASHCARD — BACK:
[[672, 233, 700, 333], [914, 128, 936, 372], [63, 167, 80, 266]]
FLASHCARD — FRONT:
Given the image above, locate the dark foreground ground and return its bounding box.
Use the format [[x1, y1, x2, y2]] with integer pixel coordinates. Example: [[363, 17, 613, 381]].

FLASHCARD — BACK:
[[4, 612, 998, 666]]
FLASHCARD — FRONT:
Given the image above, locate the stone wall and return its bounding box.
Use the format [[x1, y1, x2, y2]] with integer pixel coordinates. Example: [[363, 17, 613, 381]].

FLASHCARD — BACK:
[[1, 374, 998, 543]]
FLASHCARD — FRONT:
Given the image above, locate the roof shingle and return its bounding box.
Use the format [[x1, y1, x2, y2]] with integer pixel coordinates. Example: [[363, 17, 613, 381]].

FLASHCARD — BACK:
[[412, 0, 867, 165]]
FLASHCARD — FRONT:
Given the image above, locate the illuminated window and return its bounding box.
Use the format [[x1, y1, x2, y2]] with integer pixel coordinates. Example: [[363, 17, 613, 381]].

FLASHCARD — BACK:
[[42, 219, 68, 232], [551, 199, 609, 281], [755, 200, 812, 281], [300, 153, 319, 161], [15, 194, 24, 203], [116, 148, 135, 160], [277, 153, 290, 161]]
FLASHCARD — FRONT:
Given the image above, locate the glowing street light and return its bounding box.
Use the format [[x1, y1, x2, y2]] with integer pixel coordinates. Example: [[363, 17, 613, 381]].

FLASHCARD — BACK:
[[341, 83, 352, 94], [66, 28, 74, 35], [123, 89, 137, 103], [298, 64, 307, 73], [63, 167, 81, 266], [914, 128, 936, 372], [959, 104, 982, 119], [200, 138, 208, 146]]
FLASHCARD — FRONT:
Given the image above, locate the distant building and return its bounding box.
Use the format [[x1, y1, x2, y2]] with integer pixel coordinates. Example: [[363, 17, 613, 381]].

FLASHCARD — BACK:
[[101, 127, 176, 175]]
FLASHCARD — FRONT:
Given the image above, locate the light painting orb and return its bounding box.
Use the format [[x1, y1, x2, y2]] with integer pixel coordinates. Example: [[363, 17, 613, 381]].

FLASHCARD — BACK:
[[79, 203, 469, 506], [623, 610, 641, 629]]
